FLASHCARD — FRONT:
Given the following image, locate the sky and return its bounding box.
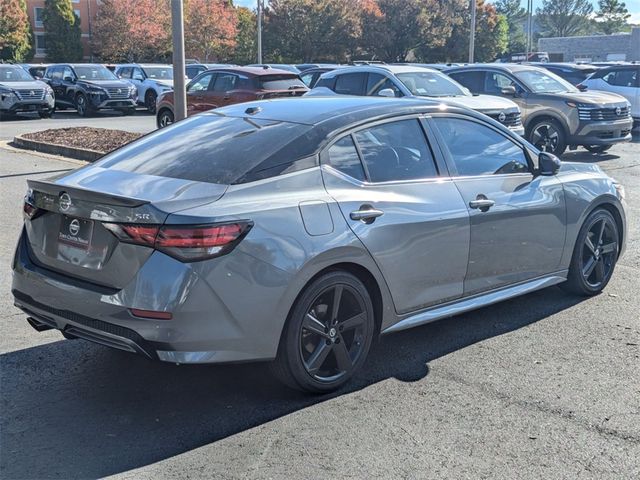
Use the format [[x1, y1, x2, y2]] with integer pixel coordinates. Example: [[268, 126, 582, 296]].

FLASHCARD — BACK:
[[234, 0, 640, 25]]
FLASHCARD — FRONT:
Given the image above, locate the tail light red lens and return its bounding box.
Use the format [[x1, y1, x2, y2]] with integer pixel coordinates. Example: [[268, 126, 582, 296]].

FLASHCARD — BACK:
[[23, 202, 38, 219], [129, 308, 172, 320], [104, 221, 252, 262]]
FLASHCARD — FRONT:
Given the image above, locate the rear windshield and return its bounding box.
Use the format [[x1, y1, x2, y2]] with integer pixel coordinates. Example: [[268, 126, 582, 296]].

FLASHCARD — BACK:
[[96, 114, 313, 184], [260, 75, 307, 90]]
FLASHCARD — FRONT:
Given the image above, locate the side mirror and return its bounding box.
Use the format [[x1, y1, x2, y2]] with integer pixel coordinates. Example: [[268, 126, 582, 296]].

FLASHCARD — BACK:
[[538, 151, 561, 176], [63, 76, 75, 83], [378, 88, 396, 98], [501, 85, 516, 96]]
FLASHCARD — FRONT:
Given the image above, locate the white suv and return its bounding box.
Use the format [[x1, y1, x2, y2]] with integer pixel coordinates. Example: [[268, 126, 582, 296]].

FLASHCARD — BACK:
[[115, 64, 174, 113], [581, 65, 639, 127]]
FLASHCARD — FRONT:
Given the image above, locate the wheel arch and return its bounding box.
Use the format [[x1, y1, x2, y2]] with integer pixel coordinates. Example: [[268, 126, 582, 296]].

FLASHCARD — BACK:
[[582, 196, 626, 259], [525, 112, 570, 138]]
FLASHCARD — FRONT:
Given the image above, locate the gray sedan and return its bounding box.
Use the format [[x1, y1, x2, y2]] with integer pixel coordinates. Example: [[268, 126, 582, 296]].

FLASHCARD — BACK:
[[12, 97, 626, 393]]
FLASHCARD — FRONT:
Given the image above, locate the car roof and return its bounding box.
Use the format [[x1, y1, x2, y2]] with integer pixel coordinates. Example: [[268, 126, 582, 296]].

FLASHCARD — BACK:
[[447, 63, 545, 73], [323, 64, 438, 77], [530, 62, 598, 70], [212, 96, 464, 127], [205, 66, 300, 77], [596, 64, 639, 71]]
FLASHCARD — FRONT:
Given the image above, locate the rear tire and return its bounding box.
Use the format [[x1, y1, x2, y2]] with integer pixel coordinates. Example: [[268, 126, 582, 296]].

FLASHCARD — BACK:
[[527, 118, 567, 156], [562, 209, 619, 296], [585, 145, 612, 154], [157, 109, 174, 128], [272, 271, 375, 393]]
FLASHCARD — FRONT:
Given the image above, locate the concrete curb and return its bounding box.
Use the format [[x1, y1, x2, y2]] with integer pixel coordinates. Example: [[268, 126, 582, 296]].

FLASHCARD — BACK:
[[11, 135, 104, 162]]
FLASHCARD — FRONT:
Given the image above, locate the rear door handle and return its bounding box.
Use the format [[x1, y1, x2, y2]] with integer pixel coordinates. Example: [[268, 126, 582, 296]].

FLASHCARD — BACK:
[[469, 198, 495, 212], [350, 205, 384, 224]]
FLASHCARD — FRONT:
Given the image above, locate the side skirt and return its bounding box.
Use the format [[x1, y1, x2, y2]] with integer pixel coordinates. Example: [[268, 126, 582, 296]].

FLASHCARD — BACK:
[[382, 272, 568, 334]]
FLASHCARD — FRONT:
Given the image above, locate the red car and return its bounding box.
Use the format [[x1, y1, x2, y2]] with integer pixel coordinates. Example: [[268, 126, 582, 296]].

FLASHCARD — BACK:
[[156, 67, 309, 128]]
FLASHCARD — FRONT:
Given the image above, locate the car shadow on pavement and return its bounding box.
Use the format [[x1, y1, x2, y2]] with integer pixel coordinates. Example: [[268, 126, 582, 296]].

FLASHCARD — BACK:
[[0, 286, 585, 479]]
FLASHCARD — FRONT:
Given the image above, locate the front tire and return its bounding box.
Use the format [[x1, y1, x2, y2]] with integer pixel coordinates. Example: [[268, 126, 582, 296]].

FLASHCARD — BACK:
[[75, 93, 92, 117], [528, 118, 567, 156], [145, 90, 157, 113], [272, 271, 375, 393], [562, 209, 619, 296]]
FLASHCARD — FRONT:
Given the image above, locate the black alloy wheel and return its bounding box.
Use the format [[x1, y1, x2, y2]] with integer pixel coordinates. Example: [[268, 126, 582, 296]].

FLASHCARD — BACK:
[[157, 109, 174, 128], [273, 271, 375, 393], [563, 209, 619, 295], [76, 93, 91, 117], [529, 119, 567, 156]]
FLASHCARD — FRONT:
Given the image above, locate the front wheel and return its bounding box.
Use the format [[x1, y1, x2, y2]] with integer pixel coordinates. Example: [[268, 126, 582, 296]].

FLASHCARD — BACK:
[[157, 109, 174, 128], [272, 271, 375, 393], [145, 91, 157, 113], [528, 119, 567, 156], [75, 93, 92, 117], [562, 209, 619, 296], [585, 145, 612, 154]]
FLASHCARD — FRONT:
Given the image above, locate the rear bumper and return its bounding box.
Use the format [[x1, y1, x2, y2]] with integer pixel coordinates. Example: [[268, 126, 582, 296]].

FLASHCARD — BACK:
[[569, 118, 633, 146], [11, 231, 291, 364]]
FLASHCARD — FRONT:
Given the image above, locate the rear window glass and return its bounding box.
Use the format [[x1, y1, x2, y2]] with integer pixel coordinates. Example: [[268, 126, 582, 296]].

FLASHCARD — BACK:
[[260, 75, 306, 90], [96, 114, 313, 185]]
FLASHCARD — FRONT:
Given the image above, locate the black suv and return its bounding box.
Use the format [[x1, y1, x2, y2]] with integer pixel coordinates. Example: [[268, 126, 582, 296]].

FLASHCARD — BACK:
[[43, 64, 137, 117]]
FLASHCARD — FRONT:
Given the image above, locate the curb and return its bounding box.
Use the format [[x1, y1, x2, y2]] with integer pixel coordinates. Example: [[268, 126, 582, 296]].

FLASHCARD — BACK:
[[11, 135, 104, 162]]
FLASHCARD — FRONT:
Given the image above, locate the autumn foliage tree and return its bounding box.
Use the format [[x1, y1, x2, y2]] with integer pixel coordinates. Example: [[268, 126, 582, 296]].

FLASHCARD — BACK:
[[0, 0, 32, 62], [184, 0, 237, 62], [92, 0, 171, 62]]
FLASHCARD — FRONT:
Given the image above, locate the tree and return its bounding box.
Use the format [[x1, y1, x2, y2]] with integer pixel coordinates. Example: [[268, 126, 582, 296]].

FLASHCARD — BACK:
[[495, 0, 527, 54], [184, 0, 237, 62], [233, 6, 256, 64], [91, 0, 170, 62], [428, 0, 508, 62], [0, 0, 33, 62], [42, 0, 83, 61], [263, 0, 366, 62], [595, 0, 631, 34], [536, 0, 593, 38]]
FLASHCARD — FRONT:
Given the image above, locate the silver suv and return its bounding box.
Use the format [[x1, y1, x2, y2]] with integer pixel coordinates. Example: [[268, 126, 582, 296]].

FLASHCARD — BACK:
[[313, 65, 525, 136], [447, 64, 633, 155], [0, 64, 54, 120]]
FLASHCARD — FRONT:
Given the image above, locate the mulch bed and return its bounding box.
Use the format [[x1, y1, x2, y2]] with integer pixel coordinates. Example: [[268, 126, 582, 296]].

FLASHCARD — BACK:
[[21, 127, 142, 154]]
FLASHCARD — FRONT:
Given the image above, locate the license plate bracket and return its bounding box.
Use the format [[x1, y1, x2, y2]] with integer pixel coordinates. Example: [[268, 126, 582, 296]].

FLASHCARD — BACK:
[[58, 216, 94, 251]]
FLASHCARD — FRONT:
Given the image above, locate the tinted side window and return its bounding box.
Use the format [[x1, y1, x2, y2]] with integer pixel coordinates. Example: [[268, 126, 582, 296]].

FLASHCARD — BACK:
[[118, 67, 132, 79], [448, 71, 484, 93], [327, 136, 366, 181], [62, 67, 74, 80], [603, 69, 637, 87], [334, 73, 366, 95], [485, 72, 515, 95], [213, 73, 237, 92], [353, 120, 438, 182], [366, 73, 400, 96], [432, 117, 529, 176], [315, 76, 335, 90]]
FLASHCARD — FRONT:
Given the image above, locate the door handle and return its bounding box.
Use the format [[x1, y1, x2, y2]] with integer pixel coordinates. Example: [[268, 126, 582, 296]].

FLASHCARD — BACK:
[[469, 197, 495, 212], [350, 205, 384, 224]]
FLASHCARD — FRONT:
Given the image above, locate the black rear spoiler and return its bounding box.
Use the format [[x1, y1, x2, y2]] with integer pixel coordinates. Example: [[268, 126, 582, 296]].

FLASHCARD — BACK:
[[27, 179, 150, 208]]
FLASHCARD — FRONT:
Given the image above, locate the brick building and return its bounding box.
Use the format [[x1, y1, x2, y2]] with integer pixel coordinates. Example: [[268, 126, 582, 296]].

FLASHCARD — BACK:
[[25, 0, 101, 61], [538, 27, 640, 63]]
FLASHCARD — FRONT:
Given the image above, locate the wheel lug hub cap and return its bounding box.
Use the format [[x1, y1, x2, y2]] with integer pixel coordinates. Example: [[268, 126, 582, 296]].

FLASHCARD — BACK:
[[329, 327, 337, 339]]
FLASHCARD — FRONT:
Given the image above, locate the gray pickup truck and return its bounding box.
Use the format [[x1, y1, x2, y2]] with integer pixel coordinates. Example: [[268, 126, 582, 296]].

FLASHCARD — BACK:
[[447, 63, 633, 155], [0, 64, 55, 120]]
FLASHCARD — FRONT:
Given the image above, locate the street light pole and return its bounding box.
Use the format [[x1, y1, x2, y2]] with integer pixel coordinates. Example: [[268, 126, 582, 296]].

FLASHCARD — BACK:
[[469, 0, 476, 63], [257, 0, 263, 63], [171, 0, 187, 122], [527, 0, 533, 59]]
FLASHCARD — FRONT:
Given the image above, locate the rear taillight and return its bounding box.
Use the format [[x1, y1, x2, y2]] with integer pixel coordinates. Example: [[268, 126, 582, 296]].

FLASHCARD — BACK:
[[23, 201, 38, 219], [103, 221, 253, 262]]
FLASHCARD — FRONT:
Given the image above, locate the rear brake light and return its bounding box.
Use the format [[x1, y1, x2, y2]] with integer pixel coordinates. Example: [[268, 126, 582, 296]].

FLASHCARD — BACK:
[[104, 221, 253, 262], [129, 308, 172, 320], [23, 202, 38, 219]]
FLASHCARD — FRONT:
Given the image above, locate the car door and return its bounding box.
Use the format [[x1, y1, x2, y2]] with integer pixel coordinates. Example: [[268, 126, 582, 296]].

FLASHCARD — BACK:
[[321, 117, 470, 314], [45, 67, 65, 106], [209, 73, 239, 108], [186, 72, 216, 115], [61, 66, 77, 106], [129, 67, 146, 98], [483, 70, 528, 114], [429, 114, 566, 296], [601, 68, 639, 118]]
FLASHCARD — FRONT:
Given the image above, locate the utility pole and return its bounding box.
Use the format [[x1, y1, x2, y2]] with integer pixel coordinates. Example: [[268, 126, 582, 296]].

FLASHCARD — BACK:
[[257, 0, 263, 63], [527, 0, 533, 59], [468, 0, 476, 63], [171, 0, 187, 122]]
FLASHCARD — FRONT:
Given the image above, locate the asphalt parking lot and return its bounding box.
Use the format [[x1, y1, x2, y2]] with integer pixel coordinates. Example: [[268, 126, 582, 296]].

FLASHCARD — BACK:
[[0, 137, 639, 479]]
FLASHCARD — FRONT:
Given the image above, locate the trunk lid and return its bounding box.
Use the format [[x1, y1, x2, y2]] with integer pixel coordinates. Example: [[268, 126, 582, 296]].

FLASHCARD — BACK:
[[25, 167, 227, 289]]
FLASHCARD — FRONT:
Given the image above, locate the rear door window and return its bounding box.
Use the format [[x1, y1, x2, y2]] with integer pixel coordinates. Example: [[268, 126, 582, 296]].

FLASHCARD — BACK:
[[188, 72, 215, 92], [366, 73, 400, 96], [118, 67, 132, 79], [353, 120, 438, 182], [603, 69, 638, 87], [448, 70, 485, 93], [213, 73, 238, 92], [334, 73, 366, 95], [326, 136, 366, 181], [96, 115, 313, 185]]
